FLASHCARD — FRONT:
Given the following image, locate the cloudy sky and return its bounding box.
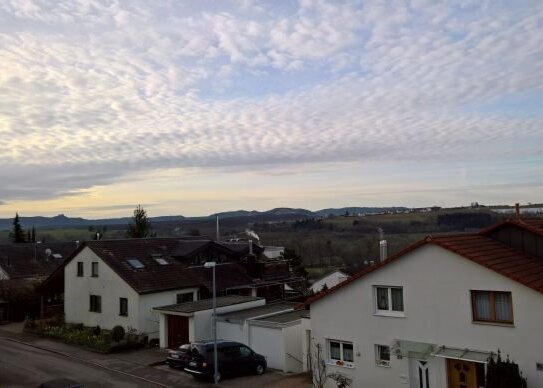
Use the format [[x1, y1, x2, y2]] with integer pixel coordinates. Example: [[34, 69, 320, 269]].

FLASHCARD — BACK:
[[0, 0, 542, 218]]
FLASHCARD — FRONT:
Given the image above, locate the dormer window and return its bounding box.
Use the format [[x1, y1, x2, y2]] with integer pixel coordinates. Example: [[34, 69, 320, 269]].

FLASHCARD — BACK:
[[151, 254, 169, 265], [127, 258, 145, 269]]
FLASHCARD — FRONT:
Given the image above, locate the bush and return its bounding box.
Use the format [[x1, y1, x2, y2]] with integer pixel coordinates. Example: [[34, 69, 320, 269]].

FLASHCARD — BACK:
[[93, 325, 101, 336], [111, 325, 125, 342], [486, 350, 527, 388]]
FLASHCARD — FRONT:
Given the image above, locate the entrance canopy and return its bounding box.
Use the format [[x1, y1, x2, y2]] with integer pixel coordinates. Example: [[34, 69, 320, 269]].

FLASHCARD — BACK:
[[390, 340, 436, 359], [432, 346, 493, 363]]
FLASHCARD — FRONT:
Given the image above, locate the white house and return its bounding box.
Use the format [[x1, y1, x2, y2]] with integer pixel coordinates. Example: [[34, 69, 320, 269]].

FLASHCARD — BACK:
[[61, 239, 258, 340], [306, 218, 543, 388], [310, 270, 350, 293], [216, 302, 307, 372]]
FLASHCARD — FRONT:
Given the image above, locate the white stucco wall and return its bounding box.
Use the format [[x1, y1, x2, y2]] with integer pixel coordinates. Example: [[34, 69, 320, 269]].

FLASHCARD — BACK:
[[217, 320, 248, 344], [65, 247, 199, 337], [193, 299, 265, 341], [250, 324, 284, 370], [311, 271, 349, 293], [283, 323, 304, 373], [139, 288, 198, 338], [65, 247, 140, 331], [310, 244, 543, 388]]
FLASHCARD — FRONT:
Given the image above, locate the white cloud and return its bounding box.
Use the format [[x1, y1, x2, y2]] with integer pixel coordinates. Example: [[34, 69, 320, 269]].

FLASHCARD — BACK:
[[0, 0, 541, 208]]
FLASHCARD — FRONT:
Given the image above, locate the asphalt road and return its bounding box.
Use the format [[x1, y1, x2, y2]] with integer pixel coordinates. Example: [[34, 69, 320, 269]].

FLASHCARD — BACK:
[[0, 338, 159, 388]]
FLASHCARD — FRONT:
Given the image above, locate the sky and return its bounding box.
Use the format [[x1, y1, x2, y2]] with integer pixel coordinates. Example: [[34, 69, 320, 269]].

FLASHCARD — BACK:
[[0, 0, 542, 218]]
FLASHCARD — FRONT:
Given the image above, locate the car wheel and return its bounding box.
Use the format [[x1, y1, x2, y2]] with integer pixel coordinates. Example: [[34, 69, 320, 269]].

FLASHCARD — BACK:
[[255, 363, 266, 375]]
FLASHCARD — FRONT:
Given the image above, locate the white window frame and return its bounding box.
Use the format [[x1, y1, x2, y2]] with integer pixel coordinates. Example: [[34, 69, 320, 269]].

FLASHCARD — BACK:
[[326, 339, 355, 368], [375, 344, 391, 367], [374, 286, 405, 317]]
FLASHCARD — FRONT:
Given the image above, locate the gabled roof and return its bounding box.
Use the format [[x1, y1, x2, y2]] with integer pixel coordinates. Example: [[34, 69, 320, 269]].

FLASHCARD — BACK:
[[83, 239, 256, 294], [479, 217, 543, 238], [0, 242, 78, 279], [305, 219, 543, 307]]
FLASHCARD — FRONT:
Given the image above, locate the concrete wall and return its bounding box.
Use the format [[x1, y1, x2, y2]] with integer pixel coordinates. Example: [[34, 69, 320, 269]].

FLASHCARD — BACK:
[[217, 320, 248, 344], [310, 244, 543, 388]]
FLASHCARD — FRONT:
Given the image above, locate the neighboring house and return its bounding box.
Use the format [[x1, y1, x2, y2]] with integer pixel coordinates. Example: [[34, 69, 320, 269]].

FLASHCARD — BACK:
[[216, 302, 307, 372], [0, 242, 78, 321], [310, 270, 350, 293], [41, 238, 302, 340], [306, 217, 543, 388]]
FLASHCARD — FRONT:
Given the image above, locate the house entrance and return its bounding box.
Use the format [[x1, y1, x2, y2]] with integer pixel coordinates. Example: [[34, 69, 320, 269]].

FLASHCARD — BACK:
[[167, 315, 189, 349], [447, 359, 477, 388]]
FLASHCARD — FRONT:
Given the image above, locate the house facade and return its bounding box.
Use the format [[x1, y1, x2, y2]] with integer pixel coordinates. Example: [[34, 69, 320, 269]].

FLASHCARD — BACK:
[[307, 218, 543, 388], [58, 237, 302, 339]]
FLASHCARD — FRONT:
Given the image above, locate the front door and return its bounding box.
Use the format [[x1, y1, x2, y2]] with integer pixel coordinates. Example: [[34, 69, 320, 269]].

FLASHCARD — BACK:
[[447, 359, 477, 388], [409, 359, 430, 388], [167, 315, 189, 349]]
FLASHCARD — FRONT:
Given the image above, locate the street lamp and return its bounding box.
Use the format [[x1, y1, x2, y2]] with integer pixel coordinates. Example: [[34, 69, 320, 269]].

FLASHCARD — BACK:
[[204, 261, 218, 384]]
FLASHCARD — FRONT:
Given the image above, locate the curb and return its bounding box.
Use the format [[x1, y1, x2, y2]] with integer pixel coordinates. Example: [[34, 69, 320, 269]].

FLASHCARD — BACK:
[[1, 336, 173, 388]]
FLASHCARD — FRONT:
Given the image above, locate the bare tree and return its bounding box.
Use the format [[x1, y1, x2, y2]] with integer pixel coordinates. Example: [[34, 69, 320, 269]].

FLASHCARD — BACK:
[[310, 340, 328, 388]]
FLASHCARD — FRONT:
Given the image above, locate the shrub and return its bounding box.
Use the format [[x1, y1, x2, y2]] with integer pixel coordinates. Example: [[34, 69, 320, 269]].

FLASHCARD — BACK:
[[93, 325, 101, 336], [111, 325, 125, 342], [486, 350, 527, 388]]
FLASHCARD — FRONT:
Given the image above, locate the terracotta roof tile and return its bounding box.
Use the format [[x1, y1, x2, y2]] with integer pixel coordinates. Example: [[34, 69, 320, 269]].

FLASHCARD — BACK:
[[305, 218, 543, 307]]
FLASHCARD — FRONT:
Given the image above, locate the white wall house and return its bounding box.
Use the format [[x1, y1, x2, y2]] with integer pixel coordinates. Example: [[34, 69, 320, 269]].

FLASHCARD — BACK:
[[64, 246, 198, 338], [308, 221, 543, 388], [310, 270, 349, 293]]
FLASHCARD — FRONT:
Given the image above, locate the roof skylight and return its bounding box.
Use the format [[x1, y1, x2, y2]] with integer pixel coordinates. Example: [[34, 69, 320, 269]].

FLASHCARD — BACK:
[[127, 258, 145, 269], [154, 257, 169, 265]]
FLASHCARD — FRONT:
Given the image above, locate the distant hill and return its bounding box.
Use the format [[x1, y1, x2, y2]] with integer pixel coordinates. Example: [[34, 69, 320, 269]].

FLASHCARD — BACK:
[[0, 206, 408, 230], [315, 207, 409, 217]]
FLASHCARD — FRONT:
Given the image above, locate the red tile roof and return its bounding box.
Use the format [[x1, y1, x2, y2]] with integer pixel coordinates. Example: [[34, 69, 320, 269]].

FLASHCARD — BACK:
[[305, 219, 543, 307], [479, 217, 543, 238]]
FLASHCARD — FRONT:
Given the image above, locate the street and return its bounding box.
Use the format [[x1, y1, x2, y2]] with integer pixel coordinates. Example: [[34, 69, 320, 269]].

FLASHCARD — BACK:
[[0, 337, 160, 388], [0, 336, 310, 388]]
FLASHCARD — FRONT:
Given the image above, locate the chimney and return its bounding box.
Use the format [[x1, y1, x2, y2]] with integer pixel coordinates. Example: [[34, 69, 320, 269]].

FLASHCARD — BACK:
[[249, 240, 253, 255], [515, 203, 520, 219], [379, 240, 388, 262]]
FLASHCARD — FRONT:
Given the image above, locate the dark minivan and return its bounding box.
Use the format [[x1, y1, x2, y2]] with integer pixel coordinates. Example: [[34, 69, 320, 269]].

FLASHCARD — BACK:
[[184, 340, 266, 382]]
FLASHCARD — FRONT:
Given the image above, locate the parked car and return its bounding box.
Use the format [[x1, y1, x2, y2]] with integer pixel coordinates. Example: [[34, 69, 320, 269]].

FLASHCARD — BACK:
[[184, 340, 266, 382], [166, 343, 193, 369]]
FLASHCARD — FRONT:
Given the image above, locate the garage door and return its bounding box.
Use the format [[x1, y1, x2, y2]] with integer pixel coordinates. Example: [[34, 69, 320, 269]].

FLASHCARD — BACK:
[[168, 315, 189, 349]]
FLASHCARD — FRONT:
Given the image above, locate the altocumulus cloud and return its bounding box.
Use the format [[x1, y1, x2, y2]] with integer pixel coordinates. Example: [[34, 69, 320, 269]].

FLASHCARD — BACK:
[[0, 0, 542, 201]]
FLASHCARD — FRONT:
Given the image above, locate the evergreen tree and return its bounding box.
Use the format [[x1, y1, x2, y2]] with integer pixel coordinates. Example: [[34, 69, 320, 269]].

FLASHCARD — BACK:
[[486, 350, 527, 388], [126, 205, 152, 238], [10, 213, 26, 243], [31, 226, 36, 242]]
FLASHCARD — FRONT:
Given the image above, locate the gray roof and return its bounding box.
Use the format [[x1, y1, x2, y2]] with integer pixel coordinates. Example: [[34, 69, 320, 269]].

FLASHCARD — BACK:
[[154, 295, 263, 314], [254, 309, 309, 324], [218, 302, 298, 322]]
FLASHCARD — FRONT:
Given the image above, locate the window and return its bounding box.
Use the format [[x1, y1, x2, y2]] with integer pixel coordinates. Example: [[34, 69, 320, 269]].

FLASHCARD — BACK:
[[177, 292, 194, 304], [89, 295, 101, 313], [471, 290, 513, 324], [327, 340, 354, 366], [119, 297, 128, 316], [376, 345, 390, 367], [375, 286, 404, 315], [239, 346, 253, 357], [91, 262, 99, 277], [77, 262, 84, 277], [127, 258, 145, 269]]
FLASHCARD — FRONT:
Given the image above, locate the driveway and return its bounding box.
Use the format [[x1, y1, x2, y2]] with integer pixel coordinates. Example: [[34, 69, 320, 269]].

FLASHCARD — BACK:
[[154, 364, 311, 387]]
